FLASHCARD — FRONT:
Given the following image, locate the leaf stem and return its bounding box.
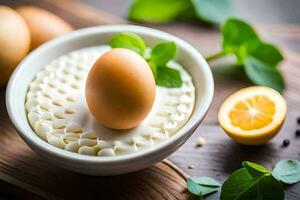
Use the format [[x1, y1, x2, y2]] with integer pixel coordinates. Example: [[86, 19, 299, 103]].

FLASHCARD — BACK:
[[205, 51, 227, 62]]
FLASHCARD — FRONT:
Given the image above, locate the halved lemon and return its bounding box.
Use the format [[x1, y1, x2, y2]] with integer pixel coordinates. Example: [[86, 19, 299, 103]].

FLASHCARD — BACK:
[[218, 86, 287, 145]]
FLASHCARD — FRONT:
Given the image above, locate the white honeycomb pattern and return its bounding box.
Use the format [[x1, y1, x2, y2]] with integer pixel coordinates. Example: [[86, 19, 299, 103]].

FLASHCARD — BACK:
[[25, 46, 195, 157]]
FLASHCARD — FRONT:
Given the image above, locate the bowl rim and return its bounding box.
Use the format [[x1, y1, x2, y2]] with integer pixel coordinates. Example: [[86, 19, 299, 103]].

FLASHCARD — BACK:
[[6, 25, 214, 164]]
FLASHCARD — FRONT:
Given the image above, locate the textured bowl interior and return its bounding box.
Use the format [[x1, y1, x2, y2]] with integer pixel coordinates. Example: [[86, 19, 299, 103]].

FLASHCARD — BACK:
[[6, 25, 214, 174]]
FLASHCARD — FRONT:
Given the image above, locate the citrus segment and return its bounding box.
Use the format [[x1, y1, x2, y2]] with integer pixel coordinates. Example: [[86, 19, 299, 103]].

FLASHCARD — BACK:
[[218, 86, 287, 145]]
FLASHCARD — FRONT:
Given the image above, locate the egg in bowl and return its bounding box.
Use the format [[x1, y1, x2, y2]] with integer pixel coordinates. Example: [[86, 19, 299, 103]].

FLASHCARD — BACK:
[[7, 25, 213, 175], [26, 44, 195, 157]]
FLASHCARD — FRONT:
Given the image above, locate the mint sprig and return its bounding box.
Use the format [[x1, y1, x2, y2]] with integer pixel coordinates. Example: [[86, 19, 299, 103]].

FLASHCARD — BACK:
[[221, 161, 284, 200], [109, 32, 182, 88], [187, 160, 300, 200], [207, 18, 285, 92], [128, 0, 233, 24]]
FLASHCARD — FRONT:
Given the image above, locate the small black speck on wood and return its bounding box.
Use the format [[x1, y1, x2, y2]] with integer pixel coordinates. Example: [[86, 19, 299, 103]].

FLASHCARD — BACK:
[[295, 129, 300, 137], [282, 139, 290, 147], [297, 117, 300, 124]]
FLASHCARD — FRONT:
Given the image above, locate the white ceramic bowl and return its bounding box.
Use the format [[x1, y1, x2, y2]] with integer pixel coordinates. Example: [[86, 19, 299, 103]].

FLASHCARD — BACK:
[[6, 25, 214, 176]]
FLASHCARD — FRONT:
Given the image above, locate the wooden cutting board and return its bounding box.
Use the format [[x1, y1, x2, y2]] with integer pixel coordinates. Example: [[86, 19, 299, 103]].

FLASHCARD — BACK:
[[1, 0, 300, 199]]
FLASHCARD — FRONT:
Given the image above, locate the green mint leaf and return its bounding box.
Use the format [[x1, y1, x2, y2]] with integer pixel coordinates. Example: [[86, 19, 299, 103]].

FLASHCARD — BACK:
[[109, 32, 146, 55], [148, 61, 157, 78], [187, 178, 203, 196], [247, 41, 284, 66], [272, 159, 300, 184], [220, 168, 284, 200], [128, 0, 191, 23], [221, 168, 255, 200], [190, 176, 221, 187], [187, 177, 219, 198], [150, 42, 176, 67], [207, 18, 285, 92], [222, 18, 260, 55], [156, 67, 182, 88], [242, 161, 270, 178], [258, 174, 285, 200], [244, 56, 285, 92], [191, 0, 234, 24]]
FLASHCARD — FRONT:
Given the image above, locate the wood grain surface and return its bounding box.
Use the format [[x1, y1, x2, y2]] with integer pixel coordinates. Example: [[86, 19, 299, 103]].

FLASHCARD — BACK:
[[0, 98, 190, 200], [1, 0, 300, 199]]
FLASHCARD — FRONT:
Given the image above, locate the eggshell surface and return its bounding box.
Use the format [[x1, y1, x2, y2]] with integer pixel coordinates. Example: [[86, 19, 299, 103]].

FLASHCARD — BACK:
[[16, 6, 73, 49], [85, 48, 156, 130], [0, 6, 31, 87]]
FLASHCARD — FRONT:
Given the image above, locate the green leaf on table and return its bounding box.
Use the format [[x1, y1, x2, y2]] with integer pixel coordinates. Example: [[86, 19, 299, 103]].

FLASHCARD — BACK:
[[187, 178, 203, 196], [257, 173, 285, 200], [247, 41, 284, 66], [109, 32, 146, 55], [272, 160, 300, 184], [187, 177, 220, 198], [128, 0, 191, 23], [220, 168, 284, 200], [242, 161, 270, 178], [222, 18, 260, 54], [156, 67, 182, 88], [244, 56, 285, 92], [150, 42, 176, 67], [191, 0, 234, 24], [191, 176, 221, 187]]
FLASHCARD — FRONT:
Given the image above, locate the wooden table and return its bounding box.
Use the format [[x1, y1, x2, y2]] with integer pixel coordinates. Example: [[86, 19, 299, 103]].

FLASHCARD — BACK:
[[1, 0, 300, 199]]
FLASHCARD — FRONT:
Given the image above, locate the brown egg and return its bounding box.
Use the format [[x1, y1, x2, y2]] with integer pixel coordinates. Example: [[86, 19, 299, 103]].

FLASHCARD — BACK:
[[86, 48, 156, 130], [0, 6, 31, 88], [16, 6, 73, 50]]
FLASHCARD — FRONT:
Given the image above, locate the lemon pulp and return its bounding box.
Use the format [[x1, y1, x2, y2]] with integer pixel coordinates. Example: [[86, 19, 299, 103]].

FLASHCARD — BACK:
[[218, 86, 287, 145], [229, 95, 275, 130]]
